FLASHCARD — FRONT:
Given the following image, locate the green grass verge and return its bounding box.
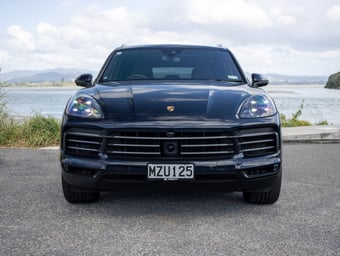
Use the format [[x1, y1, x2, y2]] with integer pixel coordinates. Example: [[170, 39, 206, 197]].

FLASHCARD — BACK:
[[0, 113, 60, 148]]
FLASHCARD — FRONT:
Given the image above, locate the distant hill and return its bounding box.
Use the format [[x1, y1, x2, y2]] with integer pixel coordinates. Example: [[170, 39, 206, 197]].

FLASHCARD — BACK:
[[0, 68, 96, 83], [325, 72, 340, 89], [0, 68, 328, 84]]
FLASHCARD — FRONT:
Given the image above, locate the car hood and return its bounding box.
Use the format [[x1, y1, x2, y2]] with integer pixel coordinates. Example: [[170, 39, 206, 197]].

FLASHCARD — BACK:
[[86, 82, 258, 117]]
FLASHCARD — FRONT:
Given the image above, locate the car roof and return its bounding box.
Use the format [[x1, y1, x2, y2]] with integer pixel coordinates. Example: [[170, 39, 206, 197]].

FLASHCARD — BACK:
[[113, 44, 230, 52]]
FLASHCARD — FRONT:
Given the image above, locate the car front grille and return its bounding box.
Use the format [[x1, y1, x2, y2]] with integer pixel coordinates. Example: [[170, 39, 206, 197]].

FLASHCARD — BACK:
[[238, 129, 278, 157], [64, 132, 102, 158], [64, 128, 279, 160], [106, 131, 235, 159]]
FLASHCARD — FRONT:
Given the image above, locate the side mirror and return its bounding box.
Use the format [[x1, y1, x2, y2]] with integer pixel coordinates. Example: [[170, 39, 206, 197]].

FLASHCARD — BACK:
[[75, 73, 93, 88], [251, 73, 268, 87]]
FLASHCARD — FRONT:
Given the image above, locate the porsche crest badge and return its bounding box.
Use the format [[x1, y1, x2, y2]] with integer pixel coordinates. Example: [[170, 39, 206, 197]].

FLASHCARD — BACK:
[[166, 105, 175, 112]]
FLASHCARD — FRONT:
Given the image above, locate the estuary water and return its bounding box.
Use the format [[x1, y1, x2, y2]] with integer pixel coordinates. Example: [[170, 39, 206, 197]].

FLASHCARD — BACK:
[[3, 84, 340, 125]]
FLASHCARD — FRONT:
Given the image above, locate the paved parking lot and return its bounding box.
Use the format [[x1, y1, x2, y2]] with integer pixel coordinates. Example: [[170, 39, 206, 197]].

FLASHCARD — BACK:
[[0, 144, 339, 255]]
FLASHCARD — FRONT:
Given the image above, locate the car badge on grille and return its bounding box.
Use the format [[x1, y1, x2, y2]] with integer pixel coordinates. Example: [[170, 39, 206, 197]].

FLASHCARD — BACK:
[[166, 105, 175, 112]]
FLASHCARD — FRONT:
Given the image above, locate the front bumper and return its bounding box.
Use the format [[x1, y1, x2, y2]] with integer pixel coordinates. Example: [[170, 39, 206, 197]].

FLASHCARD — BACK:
[[61, 152, 281, 193]]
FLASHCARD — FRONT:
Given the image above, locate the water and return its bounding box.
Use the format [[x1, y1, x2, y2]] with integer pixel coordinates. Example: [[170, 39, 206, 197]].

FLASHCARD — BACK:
[[3, 87, 77, 120], [265, 85, 340, 125], [3, 84, 340, 125]]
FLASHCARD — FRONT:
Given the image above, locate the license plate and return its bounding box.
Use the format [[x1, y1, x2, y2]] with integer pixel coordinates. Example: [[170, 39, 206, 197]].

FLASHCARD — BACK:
[[147, 164, 194, 180]]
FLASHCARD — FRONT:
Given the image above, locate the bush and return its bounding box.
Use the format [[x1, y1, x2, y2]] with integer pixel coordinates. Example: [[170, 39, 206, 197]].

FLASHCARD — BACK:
[[316, 120, 329, 126]]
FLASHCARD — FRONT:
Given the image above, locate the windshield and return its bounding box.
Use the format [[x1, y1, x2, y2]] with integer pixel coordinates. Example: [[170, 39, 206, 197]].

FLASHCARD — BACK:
[[99, 47, 245, 83]]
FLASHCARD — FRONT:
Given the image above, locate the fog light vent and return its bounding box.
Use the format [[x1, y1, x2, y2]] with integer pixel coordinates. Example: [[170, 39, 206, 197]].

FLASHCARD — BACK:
[[242, 165, 279, 179], [68, 166, 98, 177]]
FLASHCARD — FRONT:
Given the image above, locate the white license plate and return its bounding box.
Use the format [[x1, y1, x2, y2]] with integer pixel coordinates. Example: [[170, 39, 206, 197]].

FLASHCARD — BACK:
[[147, 164, 194, 180]]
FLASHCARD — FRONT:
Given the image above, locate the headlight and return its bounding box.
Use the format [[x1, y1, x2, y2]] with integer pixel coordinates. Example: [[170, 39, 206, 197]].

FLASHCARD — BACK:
[[66, 94, 103, 118], [238, 95, 277, 118]]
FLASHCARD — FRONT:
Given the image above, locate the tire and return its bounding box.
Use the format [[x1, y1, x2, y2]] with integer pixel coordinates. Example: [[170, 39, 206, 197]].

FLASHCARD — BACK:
[[62, 177, 100, 203], [243, 171, 282, 204]]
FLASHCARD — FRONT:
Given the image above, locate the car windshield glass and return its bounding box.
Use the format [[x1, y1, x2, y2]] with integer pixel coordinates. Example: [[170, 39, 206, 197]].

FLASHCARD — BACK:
[[99, 48, 244, 83]]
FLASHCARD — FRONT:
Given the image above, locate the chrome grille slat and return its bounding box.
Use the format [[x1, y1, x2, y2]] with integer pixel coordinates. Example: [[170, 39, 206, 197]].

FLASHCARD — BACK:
[[66, 132, 102, 138], [67, 139, 101, 145], [241, 146, 275, 153], [238, 132, 276, 138], [111, 135, 231, 140], [181, 143, 233, 147], [181, 151, 234, 155], [238, 139, 274, 145], [107, 151, 161, 155], [66, 146, 100, 152], [108, 143, 160, 148]]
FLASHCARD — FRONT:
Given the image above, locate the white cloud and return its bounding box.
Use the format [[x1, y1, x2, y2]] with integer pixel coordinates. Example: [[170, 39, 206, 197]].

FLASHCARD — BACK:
[[35, 22, 58, 51], [269, 8, 297, 25], [184, 0, 272, 28], [231, 44, 340, 76], [1, 6, 147, 71], [6, 25, 35, 50], [36, 22, 57, 35], [48, 5, 151, 54], [326, 5, 340, 21]]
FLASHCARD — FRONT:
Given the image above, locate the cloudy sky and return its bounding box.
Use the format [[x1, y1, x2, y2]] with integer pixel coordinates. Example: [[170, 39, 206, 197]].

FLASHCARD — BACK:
[[1, 0, 339, 76]]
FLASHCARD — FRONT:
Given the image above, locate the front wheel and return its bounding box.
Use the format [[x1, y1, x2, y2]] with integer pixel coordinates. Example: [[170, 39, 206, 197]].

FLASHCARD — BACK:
[[62, 177, 100, 203], [243, 171, 282, 204]]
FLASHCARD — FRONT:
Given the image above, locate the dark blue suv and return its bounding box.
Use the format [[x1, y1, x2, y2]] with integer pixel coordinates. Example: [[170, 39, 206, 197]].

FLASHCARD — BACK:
[[60, 44, 282, 204]]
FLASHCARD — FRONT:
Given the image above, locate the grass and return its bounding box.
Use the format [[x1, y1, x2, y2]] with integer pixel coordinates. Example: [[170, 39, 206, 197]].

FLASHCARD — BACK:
[[0, 113, 60, 147], [21, 114, 60, 147]]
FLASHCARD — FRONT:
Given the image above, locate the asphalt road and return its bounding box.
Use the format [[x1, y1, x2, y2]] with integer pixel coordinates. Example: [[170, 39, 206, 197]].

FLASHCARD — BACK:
[[0, 144, 339, 256]]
